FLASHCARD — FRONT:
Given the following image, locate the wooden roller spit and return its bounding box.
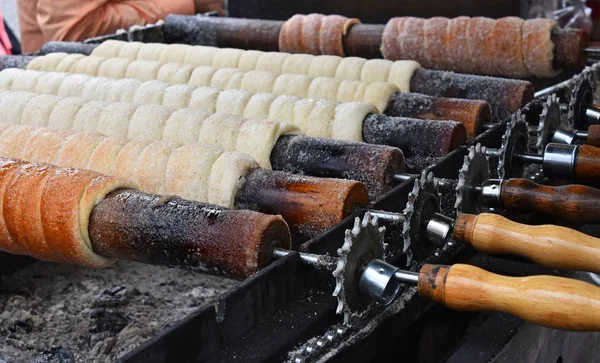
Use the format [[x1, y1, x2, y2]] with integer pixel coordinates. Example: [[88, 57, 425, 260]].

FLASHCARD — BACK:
[[0, 123, 367, 243], [89, 190, 291, 279], [32, 40, 532, 120], [159, 14, 586, 78], [0, 156, 292, 279]]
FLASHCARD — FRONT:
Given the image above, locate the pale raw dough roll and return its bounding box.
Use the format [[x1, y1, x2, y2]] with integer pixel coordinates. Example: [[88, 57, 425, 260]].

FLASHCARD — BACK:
[[305, 100, 336, 138], [199, 112, 244, 151], [235, 121, 298, 168], [72, 100, 108, 133], [91, 41, 422, 90], [127, 104, 172, 141], [27, 52, 67, 72], [188, 66, 218, 87], [0, 123, 258, 209], [21, 94, 60, 127], [215, 89, 253, 117], [137, 43, 168, 61], [48, 97, 86, 130], [156, 62, 194, 84], [57, 74, 91, 97], [213, 48, 244, 69], [91, 40, 125, 58], [87, 137, 128, 175], [360, 59, 393, 83], [0, 68, 20, 88], [116, 42, 144, 59], [240, 70, 278, 94], [97, 57, 132, 79], [281, 54, 314, 75], [239, 50, 266, 72], [123, 60, 161, 81], [0, 124, 36, 157], [308, 55, 341, 78], [162, 84, 194, 109], [335, 57, 367, 82], [242, 92, 278, 120], [210, 68, 244, 89], [75, 56, 105, 76], [307, 77, 340, 101], [388, 61, 420, 93], [268, 95, 298, 125], [161, 108, 209, 144], [134, 142, 174, 195], [189, 86, 220, 112], [131, 80, 168, 105], [35, 72, 69, 94], [208, 152, 257, 209], [81, 76, 115, 100], [158, 44, 193, 64], [182, 46, 219, 67], [272, 74, 313, 98], [291, 98, 320, 132], [105, 78, 141, 103], [9, 68, 40, 91], [361, 82, 399, 112], [331, 102, 376, 141], [255, 52, 289, 74], [55, 54, 85, 73], [165, 143, 223, 202]]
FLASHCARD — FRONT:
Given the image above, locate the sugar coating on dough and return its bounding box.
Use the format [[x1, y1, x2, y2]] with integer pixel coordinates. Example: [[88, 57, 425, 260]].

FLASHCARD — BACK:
[[522, 18, 559, 78], [207, 152, 258, 208], [156, 62, 194, 84], [240, 70, 278, 94], [161, 108, 209, 144], [215, 89, 253, 117], [242, 92, 278, 120], [212, 48, 244, 69], [48, 97, 86, 130], [21, 94, 61, 127], [308, 55, 341, 78], [134, 142, 174, 195], [127, 104, 172, 141], [331, 102, 377, 141]]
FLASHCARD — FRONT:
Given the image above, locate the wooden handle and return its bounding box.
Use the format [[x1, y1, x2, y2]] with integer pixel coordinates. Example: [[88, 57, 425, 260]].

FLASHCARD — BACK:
[[454, 213, 600, 273], [234, 168, 368, 247], [418, 263, 600, 331], [575, 144, 600, 185], [499, 178, 600, 224], [586, 125, 600, 147]]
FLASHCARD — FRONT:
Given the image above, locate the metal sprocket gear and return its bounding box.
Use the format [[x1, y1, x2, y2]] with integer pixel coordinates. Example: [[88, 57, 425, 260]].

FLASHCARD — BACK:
[[455, 143, 490, 215], [498, 112, 529, 179], [568, 70, 596, 129], [401, 172, 441, 262], [332, 212, 386, 325], [535, 94, 562, 154]]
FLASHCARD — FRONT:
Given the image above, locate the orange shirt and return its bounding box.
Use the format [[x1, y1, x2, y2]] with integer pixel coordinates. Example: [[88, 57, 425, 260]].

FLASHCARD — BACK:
[[18, 0, 195, 53]]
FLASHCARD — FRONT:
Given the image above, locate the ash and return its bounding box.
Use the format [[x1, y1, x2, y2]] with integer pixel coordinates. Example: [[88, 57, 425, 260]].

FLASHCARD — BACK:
[[0, 260, 238, 362]]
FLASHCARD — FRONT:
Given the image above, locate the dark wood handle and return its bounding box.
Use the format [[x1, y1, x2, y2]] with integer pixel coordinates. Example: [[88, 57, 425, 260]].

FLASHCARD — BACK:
[[586, 125, 600, 147], [499, 178, 600, 224], [418, 263, 600, 331], [454, 213, 600, 274], [574, 144, 600, 185]]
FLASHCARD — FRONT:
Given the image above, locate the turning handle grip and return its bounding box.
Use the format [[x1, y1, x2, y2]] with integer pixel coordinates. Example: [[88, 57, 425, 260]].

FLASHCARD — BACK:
[[585, 125, 600, 147], [574, 144, 600, 185], [418, 263, 600, 331], [454, 213, 600, 273], [499, 179, 600, 224]]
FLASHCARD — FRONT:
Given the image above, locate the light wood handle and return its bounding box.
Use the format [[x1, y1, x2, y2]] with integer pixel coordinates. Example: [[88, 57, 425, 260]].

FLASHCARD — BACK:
[[499, 179, 600, 224], [454, 213, 600, 273], [418, 263, 600, 331]]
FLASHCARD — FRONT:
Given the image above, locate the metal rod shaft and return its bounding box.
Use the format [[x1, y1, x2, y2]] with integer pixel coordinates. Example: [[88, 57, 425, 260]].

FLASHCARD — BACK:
[[392, 173, 413, 183], [273, 248, 339, 271], [576, 131, 589, 139], [514, 153, 544, 164], [393, 270, 420, 285], [369, 210, 403, 224]]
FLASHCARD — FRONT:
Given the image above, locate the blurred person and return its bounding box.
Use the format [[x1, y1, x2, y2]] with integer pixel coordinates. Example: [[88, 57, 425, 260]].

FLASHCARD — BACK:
[[17, 0, 224, 53], [0, 9, 12, 55]]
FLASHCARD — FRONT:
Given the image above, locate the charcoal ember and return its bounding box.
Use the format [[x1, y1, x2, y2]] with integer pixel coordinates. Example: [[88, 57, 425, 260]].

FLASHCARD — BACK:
[[90, 309, 129, 334], [30, 346, 75, 363], [93, 285, 139, 308]]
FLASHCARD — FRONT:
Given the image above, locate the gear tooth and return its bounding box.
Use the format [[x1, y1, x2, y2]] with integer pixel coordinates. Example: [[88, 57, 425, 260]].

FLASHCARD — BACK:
[[426, 171, 434, 182], [371, 215, 379, 227], [352, 217, 361, 235], [362, 212, 372, 227]]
